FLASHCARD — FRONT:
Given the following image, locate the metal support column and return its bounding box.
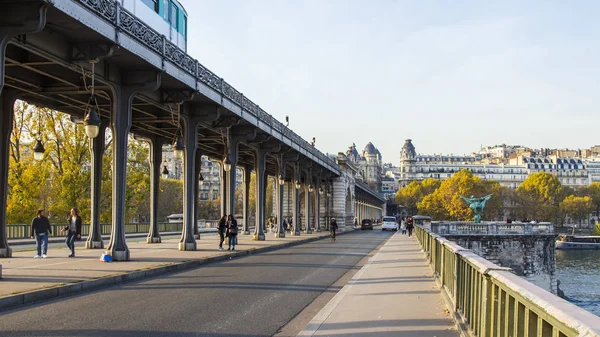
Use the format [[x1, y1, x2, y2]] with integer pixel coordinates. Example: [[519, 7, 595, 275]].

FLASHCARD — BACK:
[[179, 113, 200, 251], [86, 123, 106, 248], [106, 72, 160, 261], [0, 90, 17, 258], [292, 163, 301, 236], [219, 165, 227, 218], [304, 171, 312, 234], [193, 147, 202, 239], [242, 165, 251, 235], [315, 180, 321, 232], [253, 149, 268, 241]]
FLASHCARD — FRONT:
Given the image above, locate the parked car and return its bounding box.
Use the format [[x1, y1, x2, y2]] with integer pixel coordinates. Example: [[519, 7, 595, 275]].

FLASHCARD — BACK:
[[361, 219, 373, 230], [381, 216, 398, 231]]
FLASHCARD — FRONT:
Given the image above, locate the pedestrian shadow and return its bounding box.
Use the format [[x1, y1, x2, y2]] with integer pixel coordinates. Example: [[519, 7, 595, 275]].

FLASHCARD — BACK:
[[356, 289, 440, 296], [370, 258, 426, 264], [352, 277, 432, 284], [124, 281, 343, 293], [308, 318, 455, 331]]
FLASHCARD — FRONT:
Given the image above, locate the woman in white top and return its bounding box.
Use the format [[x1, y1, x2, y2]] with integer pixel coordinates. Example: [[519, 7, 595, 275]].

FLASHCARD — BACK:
[[400, 217, 407, 235]]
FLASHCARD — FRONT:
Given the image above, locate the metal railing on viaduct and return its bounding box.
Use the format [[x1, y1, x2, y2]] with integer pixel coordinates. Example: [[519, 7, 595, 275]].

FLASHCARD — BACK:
[[414, 225, 600, 337]]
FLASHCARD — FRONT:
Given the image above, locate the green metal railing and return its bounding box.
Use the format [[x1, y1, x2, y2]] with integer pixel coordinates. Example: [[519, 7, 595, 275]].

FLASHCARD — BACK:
[[6, 220, 223, 239], [415, 225, 600, 337]]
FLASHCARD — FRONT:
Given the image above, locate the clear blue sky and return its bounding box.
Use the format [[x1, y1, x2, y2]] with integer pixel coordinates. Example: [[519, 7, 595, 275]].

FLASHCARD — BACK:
[[180, 0, 599, 164]]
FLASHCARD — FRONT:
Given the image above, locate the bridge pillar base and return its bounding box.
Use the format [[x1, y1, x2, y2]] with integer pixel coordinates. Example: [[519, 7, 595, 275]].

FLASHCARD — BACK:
[[306, 229, 313, 234], [193, 234, 200, 240], [107, 249, 130, 262], [0, 247, 11, 258], [291, 232, 301, 236], [253, 233, 265, 241], [146, 237, 161, 244], [85, 240, 104, 249], [178, 242, 197, 251], [243, 230, 251, 235], [276, 232, 285, 238]]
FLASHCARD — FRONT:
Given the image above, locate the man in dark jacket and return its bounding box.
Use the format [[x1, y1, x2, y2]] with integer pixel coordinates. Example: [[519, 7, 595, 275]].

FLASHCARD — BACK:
[[30, 209, 51, 258], [330, 217, 338, 242]]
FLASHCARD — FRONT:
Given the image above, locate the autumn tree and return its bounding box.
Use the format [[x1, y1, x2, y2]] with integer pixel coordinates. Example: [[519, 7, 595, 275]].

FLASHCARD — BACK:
[[515, 172, 563, 222], [417, 169, 503, 221], [396, 178, 440, 216], [560, 195, 593, 225], [582, 183, 600, 219]]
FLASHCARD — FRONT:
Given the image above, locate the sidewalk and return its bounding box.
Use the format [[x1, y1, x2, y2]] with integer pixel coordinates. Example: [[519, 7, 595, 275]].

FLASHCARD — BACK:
[[0, 229, 340, 310], [297, 231, 458, 337]]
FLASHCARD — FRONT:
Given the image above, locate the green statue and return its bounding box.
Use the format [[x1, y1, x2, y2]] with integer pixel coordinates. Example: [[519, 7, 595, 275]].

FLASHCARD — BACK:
[[459, 194, 492, 223]]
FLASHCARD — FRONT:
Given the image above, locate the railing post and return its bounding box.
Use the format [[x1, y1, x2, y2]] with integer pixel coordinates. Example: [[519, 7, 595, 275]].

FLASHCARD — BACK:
[[479, 275, 494, 337]]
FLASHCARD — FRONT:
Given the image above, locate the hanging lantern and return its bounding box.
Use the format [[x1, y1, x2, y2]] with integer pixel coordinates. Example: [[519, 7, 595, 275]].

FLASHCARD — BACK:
[[278, 175, 285, 185], [161, 165, 169, 179], [308, 185, 314, 193], [83, 96, 101, 139], [319, 187, 324, 195], [295, 180, 301, 190], [84, 62, 101, 138], [173, 137, 184, 159], [33, 139, 45, 161], [223, 154, 232, 172]]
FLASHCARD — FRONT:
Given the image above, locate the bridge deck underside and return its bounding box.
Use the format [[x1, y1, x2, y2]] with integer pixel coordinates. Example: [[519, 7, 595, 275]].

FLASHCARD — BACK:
[[2, 2, 336, 177]]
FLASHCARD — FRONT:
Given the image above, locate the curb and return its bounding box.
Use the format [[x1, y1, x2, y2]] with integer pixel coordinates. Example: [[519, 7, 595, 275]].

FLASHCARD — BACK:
[[0, 229, 355, 312]]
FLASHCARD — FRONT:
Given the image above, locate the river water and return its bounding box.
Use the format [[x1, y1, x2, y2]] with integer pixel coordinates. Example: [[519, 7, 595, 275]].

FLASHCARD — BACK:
[[554, 250, 600, 317]]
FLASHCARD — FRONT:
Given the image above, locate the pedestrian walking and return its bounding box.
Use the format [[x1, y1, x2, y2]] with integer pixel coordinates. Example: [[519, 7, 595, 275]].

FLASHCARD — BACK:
[[407, 217, 414, 237], [30, 209, 52, 258], [330, 217, 338, 242], [400, 216, 407, 235], [61, 208, 82, 257], [353, 217, 358, 229], [226, 215, 238, 250], [217, 215, 226, 250]]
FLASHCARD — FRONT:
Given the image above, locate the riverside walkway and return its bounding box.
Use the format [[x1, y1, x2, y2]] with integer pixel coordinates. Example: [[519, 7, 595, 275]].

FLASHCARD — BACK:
[[0, 230, 333, 309], [298, 231, 458, 337]]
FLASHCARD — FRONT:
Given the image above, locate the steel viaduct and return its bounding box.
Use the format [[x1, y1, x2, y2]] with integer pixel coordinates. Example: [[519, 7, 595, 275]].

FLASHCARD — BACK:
[[0, 0, 385, 260]]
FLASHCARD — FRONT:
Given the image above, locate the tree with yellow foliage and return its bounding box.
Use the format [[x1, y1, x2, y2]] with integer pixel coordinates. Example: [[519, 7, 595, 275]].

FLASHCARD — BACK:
[[417, 169, 503, 221], [560, 195, 593, 225]]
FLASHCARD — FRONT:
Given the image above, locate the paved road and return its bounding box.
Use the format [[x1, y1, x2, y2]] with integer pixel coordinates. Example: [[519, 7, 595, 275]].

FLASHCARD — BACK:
[[0, 229, 391, 337]]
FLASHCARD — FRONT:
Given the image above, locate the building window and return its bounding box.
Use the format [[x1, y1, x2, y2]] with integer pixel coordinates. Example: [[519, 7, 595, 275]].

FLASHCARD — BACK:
[[141, 0, 158, 12], [182, 14, 187, 39], [162, 0, 169, 20], [169, 1, 178, 29]]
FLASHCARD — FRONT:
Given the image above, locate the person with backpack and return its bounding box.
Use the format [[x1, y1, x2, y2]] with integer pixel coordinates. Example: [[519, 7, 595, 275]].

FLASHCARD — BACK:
[[226, 214, 238, 250], [330, 217, 338, 242], [217, 215, 227, 251], [30, 209, 52, 258]]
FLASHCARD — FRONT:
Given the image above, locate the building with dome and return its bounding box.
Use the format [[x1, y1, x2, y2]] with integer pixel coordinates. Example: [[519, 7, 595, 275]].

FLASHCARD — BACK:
[[345, 142, 383, 192], [397, 139, 591, 189]]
